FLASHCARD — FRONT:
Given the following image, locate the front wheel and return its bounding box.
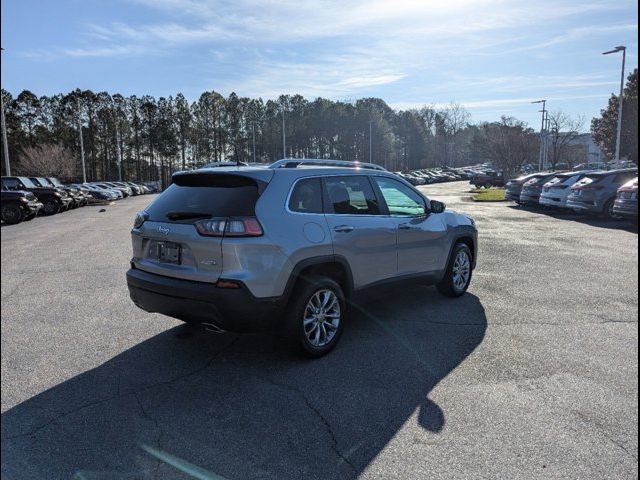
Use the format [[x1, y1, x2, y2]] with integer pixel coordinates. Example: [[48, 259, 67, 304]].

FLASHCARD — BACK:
[[437, 244, 473, 297], [1, 205, 24, 225], [285, 276, 345, 358]]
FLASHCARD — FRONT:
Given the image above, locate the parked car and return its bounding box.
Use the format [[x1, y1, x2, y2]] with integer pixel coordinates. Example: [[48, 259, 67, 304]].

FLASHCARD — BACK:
[[127, 159, 478, 357], [1, 187, 43, 224], [102, 182, 133, 197], [573, 162, 607, 171], [566, 168, 638, 218], [506, 173, 549, 204], [1, 176, 72, 215], [539, 171, 597, 209], [92, 183, 124, 199], [519, 174, 557, 206], [471, 169, 505, 188], [30, 177, 87, 208], [613, 177, 638, 220]]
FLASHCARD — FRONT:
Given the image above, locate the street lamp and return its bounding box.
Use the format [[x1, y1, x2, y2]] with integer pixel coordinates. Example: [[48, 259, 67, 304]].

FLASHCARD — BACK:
[[1, 47, 11, 176], [368, 120, 373, 164], [531, 100, 547, 171], [602, 45, 626, 162]]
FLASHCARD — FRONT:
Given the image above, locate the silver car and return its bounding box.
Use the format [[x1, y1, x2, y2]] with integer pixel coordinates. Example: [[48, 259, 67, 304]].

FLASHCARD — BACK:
[[126, 159, 478, 356], [567, 168, 638, 218]]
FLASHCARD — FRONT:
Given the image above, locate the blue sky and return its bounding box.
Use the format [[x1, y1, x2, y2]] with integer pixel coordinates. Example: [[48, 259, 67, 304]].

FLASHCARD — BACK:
[[1, 0, 637, 129]]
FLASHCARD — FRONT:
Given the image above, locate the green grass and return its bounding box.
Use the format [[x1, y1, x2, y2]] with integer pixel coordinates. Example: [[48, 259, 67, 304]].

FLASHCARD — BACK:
[[471, 188, 507, 202]]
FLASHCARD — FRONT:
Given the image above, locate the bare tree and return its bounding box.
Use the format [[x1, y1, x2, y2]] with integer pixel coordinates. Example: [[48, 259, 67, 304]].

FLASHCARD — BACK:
[[472, 116, 538, 178], [546, 110, 585, 168], [18, 144, 77, 181]]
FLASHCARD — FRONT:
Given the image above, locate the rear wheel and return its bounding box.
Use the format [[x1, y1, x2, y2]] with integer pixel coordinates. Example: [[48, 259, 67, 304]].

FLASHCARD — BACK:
[[285, 276, 345, 358], [437, 243, 473, 297], [1, 204, 24, 225], [602, 198, 617, 219]]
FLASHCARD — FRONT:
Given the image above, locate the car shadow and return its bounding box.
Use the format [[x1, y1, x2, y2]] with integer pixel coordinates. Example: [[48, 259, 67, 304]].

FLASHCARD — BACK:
[[1, 287, 487, 480], [509, 205, 638, 233]]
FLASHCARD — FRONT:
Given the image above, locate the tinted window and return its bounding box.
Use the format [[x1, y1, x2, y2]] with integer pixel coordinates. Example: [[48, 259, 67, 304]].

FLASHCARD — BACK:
[[146, 174, 260, 223], [2, 178, 20, 190], [289, 178, 323, 213], [374, 177, 426, 216], [325, 176, 380, 215]]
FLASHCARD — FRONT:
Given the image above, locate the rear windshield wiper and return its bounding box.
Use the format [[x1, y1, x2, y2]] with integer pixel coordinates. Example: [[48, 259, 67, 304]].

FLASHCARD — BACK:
[[166, 211, 212, 220]]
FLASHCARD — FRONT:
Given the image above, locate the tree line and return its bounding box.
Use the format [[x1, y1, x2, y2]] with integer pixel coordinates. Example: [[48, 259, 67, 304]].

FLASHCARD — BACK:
[[2, 77, 632, 185]]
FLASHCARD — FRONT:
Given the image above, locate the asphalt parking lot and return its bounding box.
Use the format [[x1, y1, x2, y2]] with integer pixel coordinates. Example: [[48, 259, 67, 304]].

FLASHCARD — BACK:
[[1, 181, 638, 480]]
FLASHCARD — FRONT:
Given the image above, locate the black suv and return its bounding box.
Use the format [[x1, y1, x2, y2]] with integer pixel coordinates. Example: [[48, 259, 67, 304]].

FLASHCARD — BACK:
[[1, 187, 43, 224], [1, 176, 72, 215], [30, 177, 87, 208]]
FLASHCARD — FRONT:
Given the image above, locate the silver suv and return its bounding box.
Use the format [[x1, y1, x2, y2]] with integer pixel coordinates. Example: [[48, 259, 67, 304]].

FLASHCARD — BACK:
[[126, 159, 478, 356]]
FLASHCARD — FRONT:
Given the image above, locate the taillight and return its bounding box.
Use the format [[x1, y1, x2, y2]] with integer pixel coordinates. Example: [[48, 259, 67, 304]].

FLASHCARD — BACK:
[[195, 217, 263, 237], [133, 211, 148, 228], [550, 185, 569, 190]]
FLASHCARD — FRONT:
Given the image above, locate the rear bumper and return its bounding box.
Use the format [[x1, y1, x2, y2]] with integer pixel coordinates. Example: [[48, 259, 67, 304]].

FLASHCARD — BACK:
[[520, 192, 541, 204], [566, 197, 600, 213], [126, 267, 285, 333], [539, 194, 567, 208], [613, 199, 638, 217], [505, 188, 522, 201]]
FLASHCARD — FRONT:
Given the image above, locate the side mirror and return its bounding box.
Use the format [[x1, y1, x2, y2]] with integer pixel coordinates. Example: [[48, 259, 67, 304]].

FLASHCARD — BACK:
[[429, 200, 446, 214]]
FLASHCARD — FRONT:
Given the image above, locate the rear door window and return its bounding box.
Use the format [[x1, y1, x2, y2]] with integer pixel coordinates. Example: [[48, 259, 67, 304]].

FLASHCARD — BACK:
[[146, 174, 261, 223], [324, 176, 380, 215], [288, 178, 323, 213]]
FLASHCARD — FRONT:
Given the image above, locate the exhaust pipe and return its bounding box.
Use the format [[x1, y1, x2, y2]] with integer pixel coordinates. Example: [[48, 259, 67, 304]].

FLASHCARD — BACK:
[[201, 322, 226, 334]]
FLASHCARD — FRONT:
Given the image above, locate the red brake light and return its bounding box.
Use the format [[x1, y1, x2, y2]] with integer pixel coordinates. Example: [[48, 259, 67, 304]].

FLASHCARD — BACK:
[[195, 217, 263, 237], [576, 185, 604, 191]]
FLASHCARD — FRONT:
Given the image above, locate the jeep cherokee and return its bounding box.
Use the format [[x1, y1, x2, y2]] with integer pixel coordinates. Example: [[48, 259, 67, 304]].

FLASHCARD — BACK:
[[126, 159, 478, 357]]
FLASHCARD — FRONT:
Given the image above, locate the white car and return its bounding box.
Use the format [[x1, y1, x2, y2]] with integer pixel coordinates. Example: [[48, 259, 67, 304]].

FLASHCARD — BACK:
[[539, 171, 597, 208]]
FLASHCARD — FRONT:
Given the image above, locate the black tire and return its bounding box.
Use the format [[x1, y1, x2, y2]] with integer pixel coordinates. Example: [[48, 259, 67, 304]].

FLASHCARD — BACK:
[[284, 276, 346, 358], [602, 198, 616, 219], [41, 199, 60, 216], [437, 243, 473, 298], [1, 204, 24, 225]]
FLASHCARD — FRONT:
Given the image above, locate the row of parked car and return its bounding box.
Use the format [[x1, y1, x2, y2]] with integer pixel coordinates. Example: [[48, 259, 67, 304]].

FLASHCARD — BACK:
[[1, 176, 157, 225], [504, 167, 638, 220], [397, 166, 486, 186]]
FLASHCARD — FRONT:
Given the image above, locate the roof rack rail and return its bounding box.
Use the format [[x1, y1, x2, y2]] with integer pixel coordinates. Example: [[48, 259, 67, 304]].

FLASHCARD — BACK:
[[269, 158, 387, 171]]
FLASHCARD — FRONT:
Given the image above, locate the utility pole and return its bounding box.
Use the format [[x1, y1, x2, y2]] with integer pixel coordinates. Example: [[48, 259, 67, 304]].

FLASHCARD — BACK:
[[1, 47, 11, 176], [602, 46, 626, 162], [532, 100, 546, 171], [77, 98, 86, 183], [368, 121, 373, 163], [281, 104, 286, 158]]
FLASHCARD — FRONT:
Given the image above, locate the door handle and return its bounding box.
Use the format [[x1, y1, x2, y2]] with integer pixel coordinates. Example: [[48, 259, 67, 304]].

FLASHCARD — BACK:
[[334, 225, 355, 233], [398, 223, 411, 230]]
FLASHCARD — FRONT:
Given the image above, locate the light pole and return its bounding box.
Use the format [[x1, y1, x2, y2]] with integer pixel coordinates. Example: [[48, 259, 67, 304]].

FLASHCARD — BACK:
[[368, 121, 373, 163], [532, 100, 546, 171], [1, 47, 11, 176], [252, 121, 256, 163], [602, 45, 626, 162], [77, 97, 86, 183], [281, 104, 286, 158], [112, 98, 123, 181]]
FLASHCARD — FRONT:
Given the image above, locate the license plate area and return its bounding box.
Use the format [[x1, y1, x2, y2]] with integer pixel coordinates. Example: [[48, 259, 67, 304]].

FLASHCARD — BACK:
[[157, 242, 182, 264]]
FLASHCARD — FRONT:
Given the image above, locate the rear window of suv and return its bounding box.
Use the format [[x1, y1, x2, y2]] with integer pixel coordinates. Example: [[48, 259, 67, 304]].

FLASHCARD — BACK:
[[146, 174, 261, 222]]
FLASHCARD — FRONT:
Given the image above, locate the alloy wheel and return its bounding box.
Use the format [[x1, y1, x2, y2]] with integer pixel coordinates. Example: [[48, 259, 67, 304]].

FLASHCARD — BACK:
[[452, 250, 471, 292], [303, 289, 341, 348]]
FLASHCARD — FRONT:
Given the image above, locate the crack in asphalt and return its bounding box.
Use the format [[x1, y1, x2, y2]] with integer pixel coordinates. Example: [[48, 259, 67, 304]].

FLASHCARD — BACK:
[[263, 376, 358, 474], [1, 335, 241, 443], [573, 410, 638, 461]]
